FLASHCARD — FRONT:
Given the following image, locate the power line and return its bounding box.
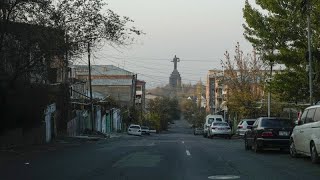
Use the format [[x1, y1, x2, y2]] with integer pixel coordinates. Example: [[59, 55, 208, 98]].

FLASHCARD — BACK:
[[98, 55, 203, 82], [105, 55, 220, 62], [76, 52, 208, 88]]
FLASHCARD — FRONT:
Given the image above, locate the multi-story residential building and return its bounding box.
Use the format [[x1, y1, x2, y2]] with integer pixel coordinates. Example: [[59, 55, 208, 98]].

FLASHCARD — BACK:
[[206, 70, 226, 114], [206, 68, 275, 117], [71, 65, 139, 106], [135, 80, 146, 111]]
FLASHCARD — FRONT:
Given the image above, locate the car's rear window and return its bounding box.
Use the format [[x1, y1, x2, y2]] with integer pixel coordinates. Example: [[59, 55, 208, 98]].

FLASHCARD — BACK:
[[261, 119, 293, 128], [246, 121, 255, 125], [141, 126, 148, 129], [130, 126, 140, 129], [213, 122, 229, 126], [216, 118, 223, 122]]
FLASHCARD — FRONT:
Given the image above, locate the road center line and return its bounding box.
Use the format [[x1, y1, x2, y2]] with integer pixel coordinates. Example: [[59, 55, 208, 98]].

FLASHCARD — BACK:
[[186, 150, 191, 156], [182, 141, 184, 144]]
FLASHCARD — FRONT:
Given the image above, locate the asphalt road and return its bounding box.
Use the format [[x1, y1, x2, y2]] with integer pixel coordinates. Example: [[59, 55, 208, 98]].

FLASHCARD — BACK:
[[1, 119, 320, 180]]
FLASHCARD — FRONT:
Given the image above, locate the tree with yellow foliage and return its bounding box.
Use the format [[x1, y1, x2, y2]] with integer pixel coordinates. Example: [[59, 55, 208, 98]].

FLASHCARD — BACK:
[[222, 43, 266, 121]]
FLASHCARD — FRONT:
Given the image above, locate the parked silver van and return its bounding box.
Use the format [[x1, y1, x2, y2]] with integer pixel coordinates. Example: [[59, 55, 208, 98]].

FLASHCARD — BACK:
[[203, 114, 224, 138]]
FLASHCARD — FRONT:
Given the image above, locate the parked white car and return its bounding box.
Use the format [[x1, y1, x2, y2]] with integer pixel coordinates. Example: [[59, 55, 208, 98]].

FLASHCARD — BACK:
[[208, 122, 232, 139], [203, 114, 224, 138], [141, 126, 150, 135], [290, 105, 320, 163], [127, 124, 142, 136], [236, 119, 256, 136]]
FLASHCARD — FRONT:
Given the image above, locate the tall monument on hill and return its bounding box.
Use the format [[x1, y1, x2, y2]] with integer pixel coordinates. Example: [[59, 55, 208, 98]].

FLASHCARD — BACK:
[[169, 55, 182, 88]]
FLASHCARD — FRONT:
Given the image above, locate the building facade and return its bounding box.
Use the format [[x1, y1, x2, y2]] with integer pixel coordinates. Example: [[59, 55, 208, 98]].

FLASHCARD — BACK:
[[135, 80, 146, 111], [206, 70, 227, 115], [71, 65, 137, 106]]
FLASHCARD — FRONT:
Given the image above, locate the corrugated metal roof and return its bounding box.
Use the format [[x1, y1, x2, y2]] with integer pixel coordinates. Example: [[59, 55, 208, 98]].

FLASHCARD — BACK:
[[71, 65, 135, 76], [91, 79, 133, 86]]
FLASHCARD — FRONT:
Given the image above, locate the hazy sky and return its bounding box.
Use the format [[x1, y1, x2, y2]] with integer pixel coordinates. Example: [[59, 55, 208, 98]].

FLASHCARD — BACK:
[[89, 0, 256, 88]]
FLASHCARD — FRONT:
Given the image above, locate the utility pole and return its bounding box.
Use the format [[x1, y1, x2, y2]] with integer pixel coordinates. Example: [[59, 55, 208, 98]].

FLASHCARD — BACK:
[[199, 80, 202, 111], [65, 33, 69, 82], [267, 64, 273, 117], [307, 0, 313, 105], [140, 83, 143, 125], [88, 42, 94, 131], [132, 74, 137, 109]]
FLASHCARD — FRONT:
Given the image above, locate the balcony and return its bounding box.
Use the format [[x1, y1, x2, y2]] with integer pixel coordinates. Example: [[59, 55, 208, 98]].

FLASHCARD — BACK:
[[135, 98, 142, 104], [136, 90, 142, 96]]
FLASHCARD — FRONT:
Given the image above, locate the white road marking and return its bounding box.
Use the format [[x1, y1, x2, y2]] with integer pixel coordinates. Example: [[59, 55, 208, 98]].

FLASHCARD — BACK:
[[186, 150, 191, 156], [208, 175, 240, 179], [182, 141, 184, 144]]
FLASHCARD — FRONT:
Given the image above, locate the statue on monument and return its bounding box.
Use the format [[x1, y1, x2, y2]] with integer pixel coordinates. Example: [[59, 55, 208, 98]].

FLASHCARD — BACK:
[[171, 55, 180, 70], [169, 55, 182, 89]]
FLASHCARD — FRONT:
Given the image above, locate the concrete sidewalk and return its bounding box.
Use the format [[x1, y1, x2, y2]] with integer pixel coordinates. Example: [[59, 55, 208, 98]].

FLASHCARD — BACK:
[[0, 133, 125, 165]]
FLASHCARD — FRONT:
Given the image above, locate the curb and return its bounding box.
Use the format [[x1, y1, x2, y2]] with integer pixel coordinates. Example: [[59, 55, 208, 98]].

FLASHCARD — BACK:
[[231, 135, 244, 139]]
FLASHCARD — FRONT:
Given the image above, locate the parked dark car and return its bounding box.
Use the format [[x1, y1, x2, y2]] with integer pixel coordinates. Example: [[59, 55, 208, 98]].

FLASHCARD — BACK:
[[244, 117, 294, 152]]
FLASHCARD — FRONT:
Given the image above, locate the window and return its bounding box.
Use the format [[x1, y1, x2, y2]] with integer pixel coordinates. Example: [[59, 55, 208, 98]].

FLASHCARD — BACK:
[[253, 119, 259, 127], [314, 108, 320, 122], [300, 110, 308, 123], [213, 122, 229, 126], [136, 86, 142, 91], [246, 121, 255, 125], [261, 118, 293, 128], [306, 108, 316, 123], [216, 118, 223, 122], [130, 126, 140, 129]]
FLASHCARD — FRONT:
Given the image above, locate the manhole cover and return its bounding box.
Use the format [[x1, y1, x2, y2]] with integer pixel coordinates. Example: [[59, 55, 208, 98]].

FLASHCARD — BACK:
[[208, 175, 240, 180]]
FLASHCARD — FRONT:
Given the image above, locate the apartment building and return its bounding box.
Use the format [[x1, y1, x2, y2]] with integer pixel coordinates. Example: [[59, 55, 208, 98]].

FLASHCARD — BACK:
[[206, 70, 227, 114]]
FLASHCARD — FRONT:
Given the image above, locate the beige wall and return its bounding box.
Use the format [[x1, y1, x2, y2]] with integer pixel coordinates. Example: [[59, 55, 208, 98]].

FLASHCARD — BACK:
[[92, 85, 133, 103]]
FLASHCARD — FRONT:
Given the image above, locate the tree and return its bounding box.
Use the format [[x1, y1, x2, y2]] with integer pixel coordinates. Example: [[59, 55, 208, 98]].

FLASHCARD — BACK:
[[180, 96, 205, 127], [181, 98, 196, 124], [147, 97, 180, 131], [165, 97, 180, 121], [222, 42, 266, 120], [0, 0, 53, 75], [242, 0, 320, 102], [145, 112, 161, 132], [269, 67, 308, 102], [50, 0, 142, 57], [0, 0, 142, 82]]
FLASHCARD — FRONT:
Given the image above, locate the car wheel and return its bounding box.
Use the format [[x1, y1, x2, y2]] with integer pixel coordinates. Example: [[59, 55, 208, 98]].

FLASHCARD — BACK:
[[244, 137, 250, 150], [253, 139, 261, 153], [290, 140, 298, 158], [311, 142, 320, 164]]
